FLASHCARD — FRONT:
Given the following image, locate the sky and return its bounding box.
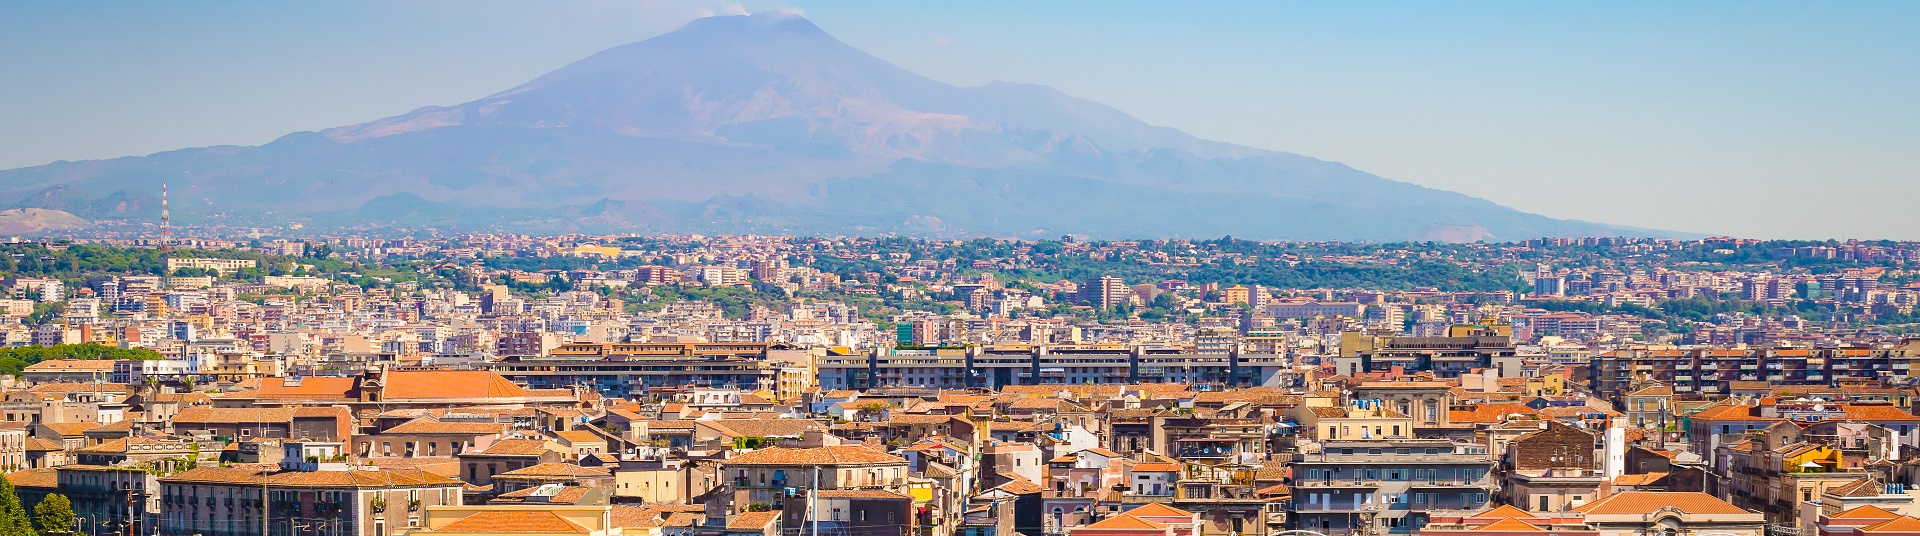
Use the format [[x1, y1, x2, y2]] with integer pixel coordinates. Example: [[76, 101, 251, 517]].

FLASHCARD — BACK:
[[1, 1, 1915, 239]]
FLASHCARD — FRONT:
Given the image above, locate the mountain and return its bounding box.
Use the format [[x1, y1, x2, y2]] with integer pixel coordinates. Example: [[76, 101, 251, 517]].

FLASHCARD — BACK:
[[0, 208, 89, 235], [0, 12, 1667, 241]]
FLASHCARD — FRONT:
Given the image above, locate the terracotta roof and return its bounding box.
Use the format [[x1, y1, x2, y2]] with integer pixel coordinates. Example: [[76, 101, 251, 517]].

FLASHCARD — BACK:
[[1471, 505, 1534, 519], [1860, 517, 1920, 533], [382, 418, 507, 435], [1573, 491, 1749, 515], [174, 406, 297, 424], [1833, 505, 1904, 519], [37, 422, 97, 436], [1611, 472, 1669, 486], [440, 511, 590, 533], [494, 485, 596, 504], [1690, 404, 1775, 422], [1476, 518, 1549, 532], [23, 360, 116, 372], [1628, 385, 1673, 397], [382, 370, 533, 400], [29, 382, 131, 394], [23, 437, 62, 451], [1843, 405, 1920, 422], [701, 419, 825, 439], [5, 468, 57, 488], [497, 463, 611, 478], [255, 377, 356, 400], [1830, 479, 1888, 498], [480, 439, 557, 456], [727, 511, 781, 531], [1082, 514, 1166, 530], [1132, 463, 1180, 473], [993, 477, 1043, 495], [723, 445, 906, 466], [1126, 502, 1195, 518], [1449, 403, 1541, 424]]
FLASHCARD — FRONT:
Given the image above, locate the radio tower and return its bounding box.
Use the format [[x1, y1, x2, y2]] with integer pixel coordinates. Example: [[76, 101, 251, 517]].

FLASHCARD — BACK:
[[160, 182, 171, 253]]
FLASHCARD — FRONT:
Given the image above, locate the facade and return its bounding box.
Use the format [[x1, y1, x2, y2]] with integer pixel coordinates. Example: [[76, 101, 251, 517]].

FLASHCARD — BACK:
[[816, 346, 1289, 390], [489, 343, 778, 397], [1290, 439, 1497, 534]]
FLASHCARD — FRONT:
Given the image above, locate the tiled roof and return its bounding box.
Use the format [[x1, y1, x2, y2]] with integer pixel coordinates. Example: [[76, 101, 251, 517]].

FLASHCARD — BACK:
[[1082, 514, 1165, 530], [723, 445, 906, 466], [1860, 516, 1920, 533], [1573, 491, 1748, 515], [1476, 518, 1548, 532], [701, 419, 823, 439], [382, 370, 532, 400], [497, 463, 611, 478], [174, 406, 297, 424], [1843, 405, 1920, 422], [1832, 505, 1904, 519], [5, 468, 57, 488], [1829, 479, 1887, 498], [1131, 463, 1180, 473], [1126, 503, 1195, 518], [1611, 472, 1668, 486], [727, 511, 781, 531], [37, 422, 97, 436], [256, 377, 356, 400], [480, 439, 557, 456], [1690, 404, 1774, 422], [382, 418, 506, 435], [23, 360, 116, 372], [29, 382, 131, 394], [440, 511, 590, 533], [1471, 505, 1534, 519]]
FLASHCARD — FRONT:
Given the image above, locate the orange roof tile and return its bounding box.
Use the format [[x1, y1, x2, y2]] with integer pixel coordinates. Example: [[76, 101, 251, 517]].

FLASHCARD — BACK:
[[1476, 518, 1549, 532], [440, 511, 590, 533], [1860, 517, 1920, 533], [381, 370, 532, 400], [1084, 514, 1167, 530], [1573, 491, 1749, 515], [1833, 505, 1904, 519], [723, 445, 905, 466], [1126, 503, 1195, 518]]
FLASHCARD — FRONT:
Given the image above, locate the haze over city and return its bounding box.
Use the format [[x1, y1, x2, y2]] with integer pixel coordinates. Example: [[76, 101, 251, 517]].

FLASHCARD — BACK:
[[2, 1, 1916, 239], [0, 6, 1919, 536]]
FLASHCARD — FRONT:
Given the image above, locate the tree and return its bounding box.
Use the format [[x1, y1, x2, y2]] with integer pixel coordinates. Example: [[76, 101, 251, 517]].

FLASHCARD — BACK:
[[32, 494, 73, 536], [0, 474, 34, 536]]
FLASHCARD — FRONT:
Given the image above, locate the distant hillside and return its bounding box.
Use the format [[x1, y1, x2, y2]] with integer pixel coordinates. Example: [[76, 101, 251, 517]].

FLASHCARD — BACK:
[[0, 208, 89, 235], [0, 12, 1675, 241]]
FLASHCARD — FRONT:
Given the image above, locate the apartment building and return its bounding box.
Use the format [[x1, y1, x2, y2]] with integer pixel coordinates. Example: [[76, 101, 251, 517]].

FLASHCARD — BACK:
[[1290, 439, 1497, 534]]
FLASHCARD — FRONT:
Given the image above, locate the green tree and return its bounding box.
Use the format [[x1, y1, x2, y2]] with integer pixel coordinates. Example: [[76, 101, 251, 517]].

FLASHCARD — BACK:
[[0, 474, 34, 536], [32, 493, 73, 536]]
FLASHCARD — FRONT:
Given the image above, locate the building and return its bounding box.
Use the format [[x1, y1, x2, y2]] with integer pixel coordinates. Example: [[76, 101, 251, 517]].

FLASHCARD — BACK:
[[490, 343, 777, 396], [1290, 438, 1497, 534], [166, 257, 260, 275], [719, 445, 910, 515], [157, 443, 464, 536]]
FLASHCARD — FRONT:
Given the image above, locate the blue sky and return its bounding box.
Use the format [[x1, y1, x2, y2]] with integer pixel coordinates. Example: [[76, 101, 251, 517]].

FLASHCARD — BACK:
[[1, 1, 1915, 239]]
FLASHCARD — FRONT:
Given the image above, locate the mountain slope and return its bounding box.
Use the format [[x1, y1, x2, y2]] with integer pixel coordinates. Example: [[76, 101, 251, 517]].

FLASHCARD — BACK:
[[0, 11, 1664, 241]]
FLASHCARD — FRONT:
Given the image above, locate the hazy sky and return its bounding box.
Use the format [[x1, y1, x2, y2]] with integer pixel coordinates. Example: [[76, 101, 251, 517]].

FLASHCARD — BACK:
[[2, 1, 1915, 239]]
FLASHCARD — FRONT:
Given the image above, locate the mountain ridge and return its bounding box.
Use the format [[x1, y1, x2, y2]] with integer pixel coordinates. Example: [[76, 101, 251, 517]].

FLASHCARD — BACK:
[[0, 11, 1675, 241]]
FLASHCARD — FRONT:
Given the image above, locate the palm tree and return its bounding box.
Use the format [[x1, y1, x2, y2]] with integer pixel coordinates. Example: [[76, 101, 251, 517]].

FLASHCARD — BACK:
[[178, 374, 198, 393]]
